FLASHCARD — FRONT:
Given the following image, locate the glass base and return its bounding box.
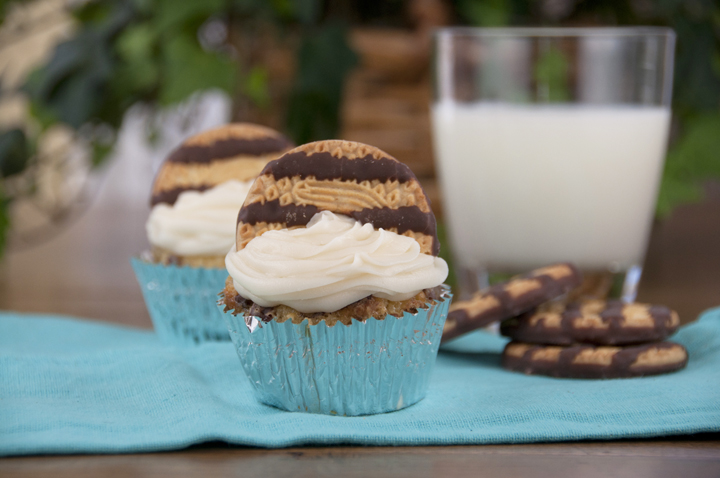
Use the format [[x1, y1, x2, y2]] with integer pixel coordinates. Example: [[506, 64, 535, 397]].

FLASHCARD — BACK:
[[621, 265, 643, 303], [455, 267, 489, 300]]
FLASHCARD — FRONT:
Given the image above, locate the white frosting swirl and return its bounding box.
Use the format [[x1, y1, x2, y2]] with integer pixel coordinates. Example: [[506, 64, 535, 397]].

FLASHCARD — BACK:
[[146, 180, 252, 256], [225, 210, 448, 313]]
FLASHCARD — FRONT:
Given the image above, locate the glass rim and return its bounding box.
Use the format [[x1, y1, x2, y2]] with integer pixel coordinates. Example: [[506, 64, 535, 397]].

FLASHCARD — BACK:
[[434, 26, 675, 39]]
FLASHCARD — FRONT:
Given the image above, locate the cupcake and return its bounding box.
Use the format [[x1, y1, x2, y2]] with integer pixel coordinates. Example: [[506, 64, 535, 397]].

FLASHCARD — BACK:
[[132, 123, 292, 345], [221, 140, 451, 415]]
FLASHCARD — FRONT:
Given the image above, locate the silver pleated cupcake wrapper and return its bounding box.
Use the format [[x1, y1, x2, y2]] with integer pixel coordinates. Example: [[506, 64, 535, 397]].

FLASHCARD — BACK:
[[131, 257, 230, 346], [222, 287, 451, 416]]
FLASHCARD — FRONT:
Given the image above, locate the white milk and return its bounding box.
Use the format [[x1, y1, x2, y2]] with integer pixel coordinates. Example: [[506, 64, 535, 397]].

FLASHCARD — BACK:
[[431, 103, 671, 272]]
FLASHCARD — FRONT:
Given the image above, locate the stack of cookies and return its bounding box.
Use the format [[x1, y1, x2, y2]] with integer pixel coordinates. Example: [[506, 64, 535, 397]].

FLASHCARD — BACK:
[[443, 264, 688, 379]]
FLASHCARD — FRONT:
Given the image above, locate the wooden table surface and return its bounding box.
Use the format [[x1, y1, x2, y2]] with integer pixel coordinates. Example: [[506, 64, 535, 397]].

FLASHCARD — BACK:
[[1, 160, 719, 476], [4, 439, 720, 478]]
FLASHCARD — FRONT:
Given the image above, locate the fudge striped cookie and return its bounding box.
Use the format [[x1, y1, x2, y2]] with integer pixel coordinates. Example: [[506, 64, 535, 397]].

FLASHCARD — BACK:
[[151, 123, 293, 207], [502, 341, 688, 379], [501, 300, 680, 345], [441, 263, 582, 343], [235, 140, 439, 255]]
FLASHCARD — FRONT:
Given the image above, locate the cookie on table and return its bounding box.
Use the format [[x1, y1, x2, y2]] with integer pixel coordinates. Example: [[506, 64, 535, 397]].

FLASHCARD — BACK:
[[151, 123, 293, 207], [441, 263, 582, 343], [502, 341, 688, 379], [501, 300, 680, 346]]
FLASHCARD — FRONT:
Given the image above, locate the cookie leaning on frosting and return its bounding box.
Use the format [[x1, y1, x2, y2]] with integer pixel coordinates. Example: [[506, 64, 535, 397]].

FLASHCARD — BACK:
[[219, 140, 451, 415], [147, 123, 293, 267], [234, 139, 439, 254]]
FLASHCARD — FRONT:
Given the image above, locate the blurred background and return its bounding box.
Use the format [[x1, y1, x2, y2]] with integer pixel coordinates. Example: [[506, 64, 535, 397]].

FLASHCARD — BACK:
[[0, 0, 717, 326]]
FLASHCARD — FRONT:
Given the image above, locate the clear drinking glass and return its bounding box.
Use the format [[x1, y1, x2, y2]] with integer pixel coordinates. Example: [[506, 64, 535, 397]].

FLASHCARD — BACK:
[[431, 27, 675, 301]]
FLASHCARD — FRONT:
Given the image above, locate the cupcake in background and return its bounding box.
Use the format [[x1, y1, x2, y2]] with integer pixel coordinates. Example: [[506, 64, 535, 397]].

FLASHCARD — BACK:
[[133, 123, 292, 345], [148, 123, 293, 267], [221, 140, 451, 415]]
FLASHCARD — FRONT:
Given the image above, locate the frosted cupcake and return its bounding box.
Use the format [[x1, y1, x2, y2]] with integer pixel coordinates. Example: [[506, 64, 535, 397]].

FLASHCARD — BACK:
[[132, 123, 292, 345], [221, 140, 451, 415]]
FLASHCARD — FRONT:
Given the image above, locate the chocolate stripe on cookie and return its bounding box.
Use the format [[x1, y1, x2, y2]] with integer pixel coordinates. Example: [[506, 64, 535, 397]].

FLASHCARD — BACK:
[[151, 156, 274, 207], [168, 137, 293, 164], [500, 300, 680, 345], [151, 185, 212, 207], [502, 341, 688, 379], [262, 151, 417, 183], [442, 263, 582, 343], [238, 201, 319, 228], [238, 201, 440, 254], [353, 206, 437, 239]]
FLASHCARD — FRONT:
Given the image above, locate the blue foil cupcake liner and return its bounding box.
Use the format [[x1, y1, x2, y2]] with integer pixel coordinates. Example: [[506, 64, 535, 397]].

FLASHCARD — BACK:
[[131, 257, 230, 346], [222, 288, 451, 416]]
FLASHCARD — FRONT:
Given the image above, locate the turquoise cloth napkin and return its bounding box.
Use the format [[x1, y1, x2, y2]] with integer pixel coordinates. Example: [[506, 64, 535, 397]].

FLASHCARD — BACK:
[[2, 308, 720, 456]]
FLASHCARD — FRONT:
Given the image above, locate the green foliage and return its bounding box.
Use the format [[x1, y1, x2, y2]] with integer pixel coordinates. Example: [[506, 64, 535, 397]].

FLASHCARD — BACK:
[[152, 0, 224, 32], [114, 24, 159, 94], [457, 0, 511, 27], [0, 126, 23, 260], [159, 34, 236, 105], [655, 174, 704, 219], [669, 12, 720, 120], [0, 185, 10, 259], [435, 221, 456, 293], [23, 0, 246, 132], [640, 1, 720, 215], [290, 0, 322, 25], [242, 67, 271, 108], [0, 129, 30, 178], [657, 113, 720, 217], [91, 141, 115, 167], [286, 23, 358, 144], [534, 46, 570, 102], [21, 0, 357, 147], [23, 1, 133, 130]]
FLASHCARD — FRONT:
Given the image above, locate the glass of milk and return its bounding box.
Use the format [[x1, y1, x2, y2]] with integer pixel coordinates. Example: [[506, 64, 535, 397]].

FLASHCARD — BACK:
[[431, 28, 675, 301]]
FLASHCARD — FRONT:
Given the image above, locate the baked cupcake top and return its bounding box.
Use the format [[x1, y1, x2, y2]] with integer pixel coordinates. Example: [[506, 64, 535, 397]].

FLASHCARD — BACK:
[[225, 140, 448, 313], [146, 123, 292, 263]]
